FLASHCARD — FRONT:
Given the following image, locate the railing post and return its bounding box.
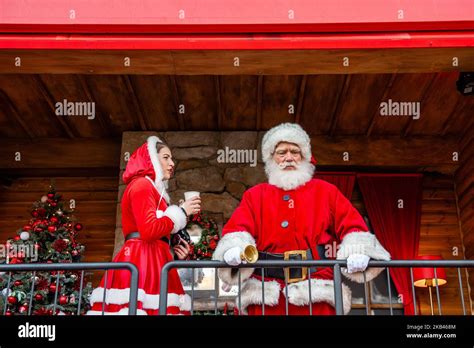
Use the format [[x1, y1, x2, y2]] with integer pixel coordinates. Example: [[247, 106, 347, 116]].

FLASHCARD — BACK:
[[127, 264, 139, 316], [159, 263, 171, 315], [333, 263, 344, 315]]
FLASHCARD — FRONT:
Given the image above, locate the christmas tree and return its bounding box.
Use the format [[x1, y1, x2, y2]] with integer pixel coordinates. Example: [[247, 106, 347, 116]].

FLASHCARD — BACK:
[[0, 186, 92, 315]]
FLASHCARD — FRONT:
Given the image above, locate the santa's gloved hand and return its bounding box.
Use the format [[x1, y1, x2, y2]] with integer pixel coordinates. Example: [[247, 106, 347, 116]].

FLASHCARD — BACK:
[[346, 254, 370, 273], [223, 246, 245, 266]]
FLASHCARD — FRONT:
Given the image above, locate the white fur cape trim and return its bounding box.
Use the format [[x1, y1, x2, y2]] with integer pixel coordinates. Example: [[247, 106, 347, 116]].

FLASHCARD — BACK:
[[89, 287, 191, 311], [212, 231, 256, 285], [164, 205, 187, 234], [336, 231, 391, 283]]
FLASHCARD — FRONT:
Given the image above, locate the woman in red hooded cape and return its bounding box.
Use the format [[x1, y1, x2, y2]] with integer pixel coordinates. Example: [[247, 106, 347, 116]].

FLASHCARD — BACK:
[[87, 136, 200, 315]]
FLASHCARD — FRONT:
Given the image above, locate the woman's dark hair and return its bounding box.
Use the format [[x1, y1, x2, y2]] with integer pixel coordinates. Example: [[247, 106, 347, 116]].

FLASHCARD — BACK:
[[156, 141, 169, 153]]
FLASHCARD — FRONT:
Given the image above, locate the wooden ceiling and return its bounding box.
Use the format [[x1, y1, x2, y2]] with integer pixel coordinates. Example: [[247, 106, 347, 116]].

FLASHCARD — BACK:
[[0, 72, 472, 139]]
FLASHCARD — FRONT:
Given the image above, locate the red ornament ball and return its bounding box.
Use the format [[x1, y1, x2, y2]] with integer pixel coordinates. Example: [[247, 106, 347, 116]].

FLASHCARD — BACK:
[[58, 295, 68, 305], [13, 280, 22, 287], [32, 210, 39, 218], [34, 293, 43, 301], [74, 223, 83, 231], [14, 235, 21, 241], [19, 305, 28, 313], [51, 202, 57, 207], [47, 193, 54, 199], [7, 296, 17, 304], [5, 310, 13, 316], [50, 216, 59, 224], [49, 284, 57, 293], [47, 225, 57, 233]]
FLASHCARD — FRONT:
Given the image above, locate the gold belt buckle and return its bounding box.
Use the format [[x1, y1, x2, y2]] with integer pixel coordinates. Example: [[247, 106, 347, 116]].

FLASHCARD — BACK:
[[283, 250, 308, 284]]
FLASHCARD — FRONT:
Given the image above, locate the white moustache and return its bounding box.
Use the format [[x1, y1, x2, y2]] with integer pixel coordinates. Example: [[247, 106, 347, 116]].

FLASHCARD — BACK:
[[278, 161, 298, 169]]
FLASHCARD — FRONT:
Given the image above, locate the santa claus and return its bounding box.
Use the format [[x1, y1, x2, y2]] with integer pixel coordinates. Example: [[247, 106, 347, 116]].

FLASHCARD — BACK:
[[212, 123, 391, 315]]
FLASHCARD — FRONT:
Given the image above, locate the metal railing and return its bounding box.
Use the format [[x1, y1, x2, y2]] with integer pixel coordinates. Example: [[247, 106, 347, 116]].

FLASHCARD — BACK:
[[0, 262, 139, 315], [160, 260, 474, 315]]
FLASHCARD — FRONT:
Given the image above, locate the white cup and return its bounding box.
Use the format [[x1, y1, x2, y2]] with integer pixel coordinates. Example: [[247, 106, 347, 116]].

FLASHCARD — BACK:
[[184, 191, 200, 201]]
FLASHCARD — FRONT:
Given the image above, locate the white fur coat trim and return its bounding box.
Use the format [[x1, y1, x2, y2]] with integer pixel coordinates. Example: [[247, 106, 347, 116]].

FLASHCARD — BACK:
[[87, 307, 148, 315], [238, 277, 352, 315], [336, 231, 391, 283], [163, 205, 187, 234], [282, 278, 352, 315], [238, 278, 281, 315], [89, 287, 191, 311], [212, 231, 256, 285], [147, 135, 170, 204]]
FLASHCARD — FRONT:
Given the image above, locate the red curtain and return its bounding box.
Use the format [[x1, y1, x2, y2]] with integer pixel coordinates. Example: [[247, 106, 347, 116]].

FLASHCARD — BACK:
[[314, 172, 356, 199], [357, 174, 423, 315]]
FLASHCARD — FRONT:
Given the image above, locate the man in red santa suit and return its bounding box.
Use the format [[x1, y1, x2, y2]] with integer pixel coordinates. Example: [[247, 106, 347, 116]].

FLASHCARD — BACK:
[[213, 123, 391, 315]]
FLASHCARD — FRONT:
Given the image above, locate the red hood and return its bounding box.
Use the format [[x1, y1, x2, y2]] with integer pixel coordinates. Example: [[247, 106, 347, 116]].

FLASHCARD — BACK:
[[122, 141, 156, 184], [122, 136, 170, 202]]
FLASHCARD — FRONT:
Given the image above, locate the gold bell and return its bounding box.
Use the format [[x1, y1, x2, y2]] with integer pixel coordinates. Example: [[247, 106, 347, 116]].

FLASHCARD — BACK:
[[240, 245, 259, 264]]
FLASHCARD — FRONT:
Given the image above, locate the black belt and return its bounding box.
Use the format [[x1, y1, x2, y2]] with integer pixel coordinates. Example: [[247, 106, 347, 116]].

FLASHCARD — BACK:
[[125, 232, 169, 244], [258, 248, 321, 283]]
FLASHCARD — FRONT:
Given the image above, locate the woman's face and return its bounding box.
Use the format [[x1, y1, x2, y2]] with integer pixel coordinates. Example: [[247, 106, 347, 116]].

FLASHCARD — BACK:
[[158, 146, 175, 180]]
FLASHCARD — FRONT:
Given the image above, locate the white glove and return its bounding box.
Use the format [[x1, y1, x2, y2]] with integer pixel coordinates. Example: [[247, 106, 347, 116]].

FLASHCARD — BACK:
[[223, 246, 244, 266], [346, 254, 370, 273]]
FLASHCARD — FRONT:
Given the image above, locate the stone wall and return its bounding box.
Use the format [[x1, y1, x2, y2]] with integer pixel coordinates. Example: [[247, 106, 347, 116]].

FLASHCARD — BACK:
[[113, 131, 267, 257]]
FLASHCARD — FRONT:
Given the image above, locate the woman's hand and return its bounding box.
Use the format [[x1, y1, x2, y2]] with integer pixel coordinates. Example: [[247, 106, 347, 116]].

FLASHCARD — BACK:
[[181, 196, 201, 216], [173, 237, 191, 260]]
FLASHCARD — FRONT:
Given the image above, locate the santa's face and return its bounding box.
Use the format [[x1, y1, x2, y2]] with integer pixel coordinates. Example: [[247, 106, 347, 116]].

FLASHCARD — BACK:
[[272, 142, 302, 170], [266, 141, 314, 191], [158, 146, 175, 180]]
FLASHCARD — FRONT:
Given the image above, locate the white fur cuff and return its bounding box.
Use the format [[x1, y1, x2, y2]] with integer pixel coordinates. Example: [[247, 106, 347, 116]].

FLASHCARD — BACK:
[[164, 205, 187, 234], [212, 231, 256, 285], [336, 231, 391, 283]]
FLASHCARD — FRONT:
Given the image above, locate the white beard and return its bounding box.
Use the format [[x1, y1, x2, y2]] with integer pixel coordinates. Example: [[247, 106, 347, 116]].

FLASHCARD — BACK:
[[265, 160, 315, 191]]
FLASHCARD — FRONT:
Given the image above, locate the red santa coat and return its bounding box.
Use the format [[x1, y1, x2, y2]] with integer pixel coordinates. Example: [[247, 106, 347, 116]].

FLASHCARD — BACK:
[[213, 178, 390, 315], [88, 136, 190, 315]]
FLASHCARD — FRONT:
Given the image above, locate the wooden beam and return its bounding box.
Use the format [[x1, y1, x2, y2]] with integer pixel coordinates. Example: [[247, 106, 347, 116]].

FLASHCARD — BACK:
[[1, 48, 473, 75], [32, 75, 76, 138], [366, 74, 397, 137], [310, 135, 459, 168], [0, 135, 458, 170], [329, 75, 351, 136], [0, 89, 35, 138], [256, 75, 263, 130], [122, 75, 148, 131], [295, 75, 307, 124], [0, 138, 121, 169]]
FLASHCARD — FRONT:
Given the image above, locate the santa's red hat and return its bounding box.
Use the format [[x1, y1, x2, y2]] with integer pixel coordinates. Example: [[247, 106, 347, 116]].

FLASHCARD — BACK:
[[261, 123, 312, 163]]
